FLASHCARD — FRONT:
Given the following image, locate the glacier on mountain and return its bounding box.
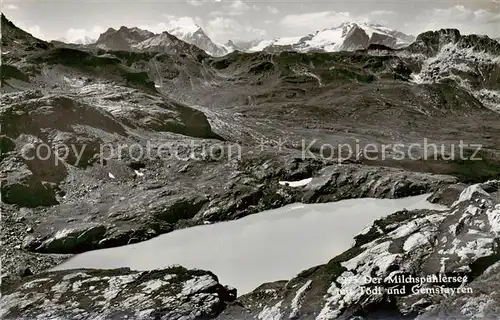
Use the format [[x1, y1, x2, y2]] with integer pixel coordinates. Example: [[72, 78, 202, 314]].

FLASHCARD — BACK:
[[247, 22, 416, 53]]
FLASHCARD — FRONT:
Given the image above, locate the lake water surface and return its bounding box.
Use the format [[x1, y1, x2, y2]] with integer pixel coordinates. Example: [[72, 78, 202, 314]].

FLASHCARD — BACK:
[[53, 194, 446, 294]]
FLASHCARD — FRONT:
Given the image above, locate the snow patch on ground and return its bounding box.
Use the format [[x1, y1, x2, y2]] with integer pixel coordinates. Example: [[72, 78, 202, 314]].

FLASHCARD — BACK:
[[140, 279, 166, 294], [279, 178, 313, 188], [389, 214, 446, 239], [475, 89, 500, 112], [53, 228, 75, 240], [21, 278, 51, 290]]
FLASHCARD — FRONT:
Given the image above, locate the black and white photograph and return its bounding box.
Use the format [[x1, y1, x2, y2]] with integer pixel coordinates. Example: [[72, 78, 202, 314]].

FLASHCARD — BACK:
[[1, 0, 500, 319]]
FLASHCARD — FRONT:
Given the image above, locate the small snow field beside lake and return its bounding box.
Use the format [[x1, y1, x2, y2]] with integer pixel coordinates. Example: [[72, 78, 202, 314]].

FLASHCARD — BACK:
[[278, 178, 313, 187]]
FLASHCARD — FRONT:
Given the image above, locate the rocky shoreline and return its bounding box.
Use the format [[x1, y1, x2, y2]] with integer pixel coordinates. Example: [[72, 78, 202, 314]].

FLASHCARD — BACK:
[[1, 159, 457, 280]]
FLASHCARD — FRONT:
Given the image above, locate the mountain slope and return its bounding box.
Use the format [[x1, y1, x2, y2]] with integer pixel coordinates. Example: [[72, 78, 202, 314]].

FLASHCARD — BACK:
[[132, 31, 204, 55], [1, 14, 52, 57]]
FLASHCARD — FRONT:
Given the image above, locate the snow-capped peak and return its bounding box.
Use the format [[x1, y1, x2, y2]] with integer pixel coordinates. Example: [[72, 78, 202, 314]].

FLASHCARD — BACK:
[[66, 36, 96, 45], [248, 22, 415, 53], [167, 21, 228, 57], [168, 23, 202, 38]]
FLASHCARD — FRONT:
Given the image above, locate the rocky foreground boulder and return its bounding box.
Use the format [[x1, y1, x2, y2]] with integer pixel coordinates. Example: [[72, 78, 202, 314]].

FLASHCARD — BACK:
[[418, 261, 500, 319], [1, 266, 236, 320], [217, 181, 500, 319]]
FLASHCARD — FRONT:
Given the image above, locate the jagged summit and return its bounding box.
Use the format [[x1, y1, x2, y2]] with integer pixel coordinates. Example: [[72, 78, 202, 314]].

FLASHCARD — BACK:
[[409, 28, 500, 56], [407, 28, 500, 111], [167, 22, 228, 57], [92, 22, 226, 56], [168, 22, 202, 37], [95, 26, 155, 51]]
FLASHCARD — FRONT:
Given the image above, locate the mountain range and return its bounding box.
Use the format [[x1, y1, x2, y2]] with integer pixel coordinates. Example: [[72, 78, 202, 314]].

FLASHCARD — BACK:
[[93, 26, 205, 56], [52, 20, 500, 58], [52, 20, 418, 56], [243, 22, 416, 53]]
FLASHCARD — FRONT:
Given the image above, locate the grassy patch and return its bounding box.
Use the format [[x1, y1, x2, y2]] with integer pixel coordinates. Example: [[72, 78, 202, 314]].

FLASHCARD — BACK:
[[155, 197, 208, 224], [0, 64, 30, 83], [30, 48, 120, 69], [0, 135, 16, 161], [110, 50, 156, 66], [326, 67, 375, 83], [449, 157, 500, 183], [122, 70, 156, 93]]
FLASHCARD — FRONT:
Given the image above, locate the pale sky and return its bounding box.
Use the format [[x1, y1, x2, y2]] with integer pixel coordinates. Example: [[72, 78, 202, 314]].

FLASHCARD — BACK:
[[2, 0, 499, 44]]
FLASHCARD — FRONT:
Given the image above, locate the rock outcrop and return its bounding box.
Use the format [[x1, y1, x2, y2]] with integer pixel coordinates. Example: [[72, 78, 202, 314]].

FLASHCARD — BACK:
[[1, 266, 236, 320], [418, 260, 500, 319]]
